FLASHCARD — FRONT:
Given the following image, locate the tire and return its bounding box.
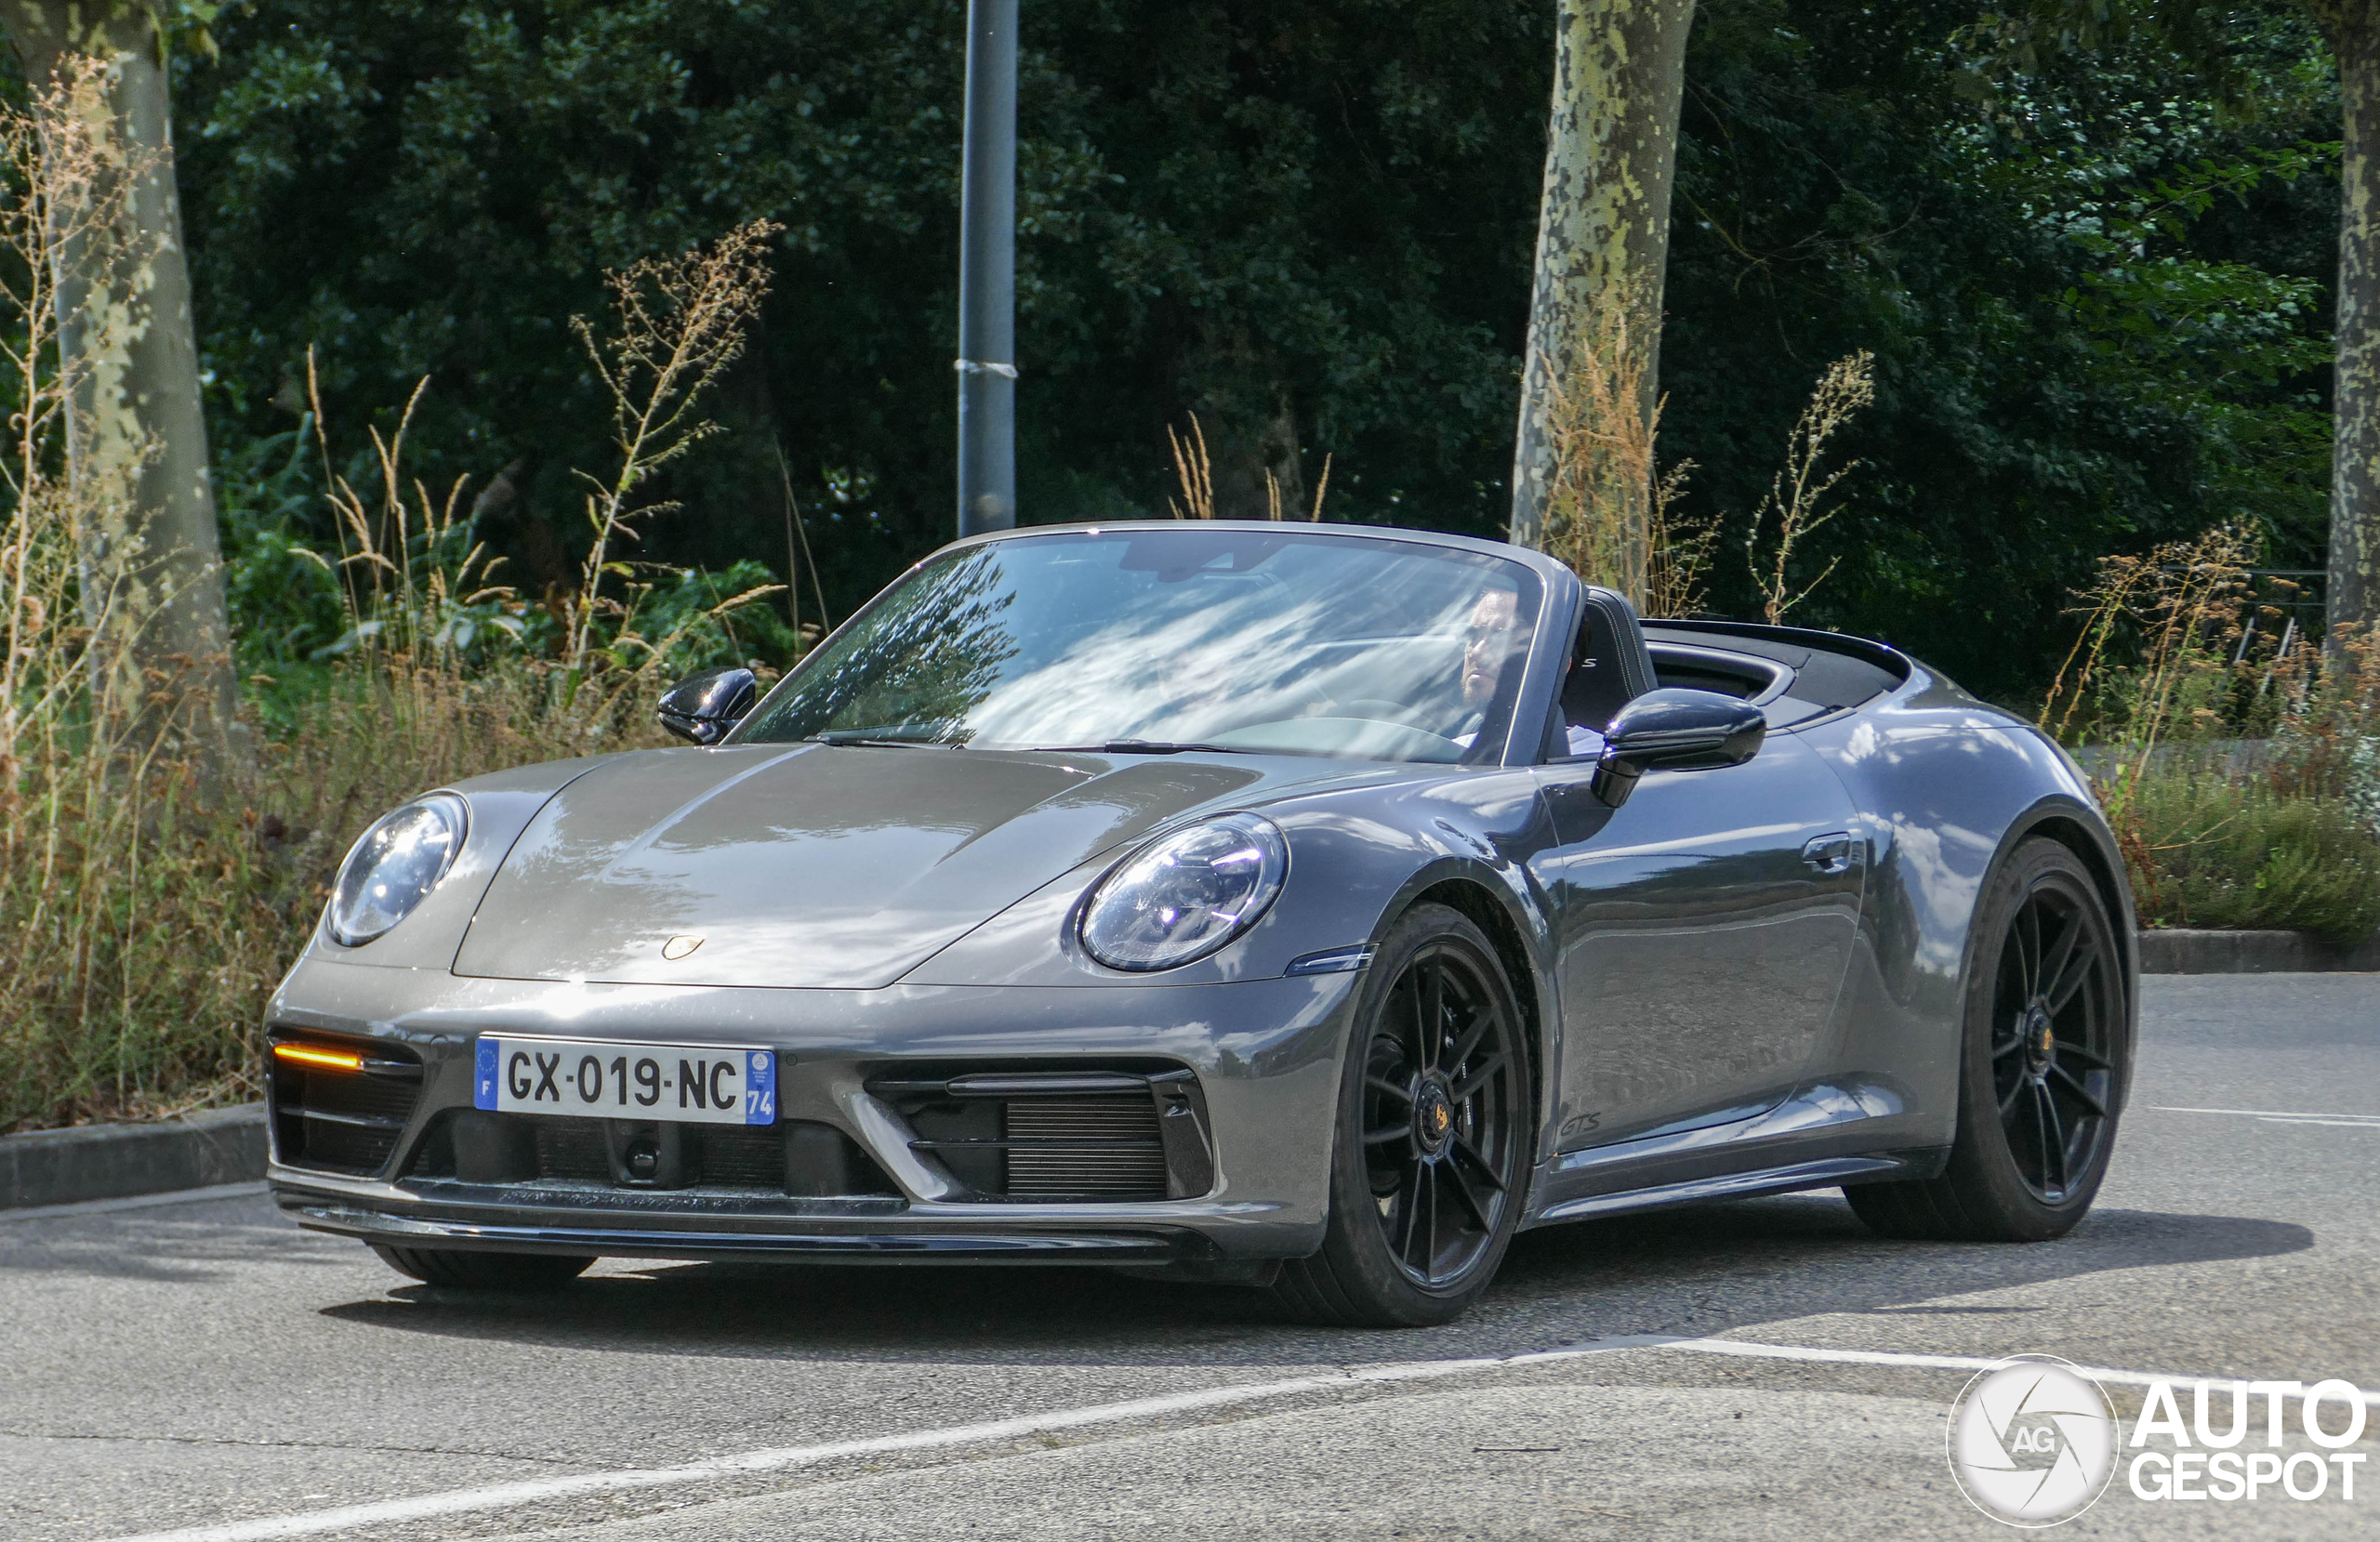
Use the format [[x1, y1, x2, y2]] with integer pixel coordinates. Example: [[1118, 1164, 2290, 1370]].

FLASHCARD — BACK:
[[1846, 837, 2129, 1242], [371, 1245, 594, 1290], [1274, 903, 1532, 1327]]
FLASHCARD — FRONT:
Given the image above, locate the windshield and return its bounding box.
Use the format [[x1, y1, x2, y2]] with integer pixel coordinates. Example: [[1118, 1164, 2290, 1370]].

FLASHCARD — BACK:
[[735, 528, 1546, 764]]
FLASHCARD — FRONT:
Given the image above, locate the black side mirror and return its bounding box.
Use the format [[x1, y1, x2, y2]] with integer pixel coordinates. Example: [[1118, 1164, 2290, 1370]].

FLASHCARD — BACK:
[[1592, 688, 1765, 808], [657, 666, 758, 746]]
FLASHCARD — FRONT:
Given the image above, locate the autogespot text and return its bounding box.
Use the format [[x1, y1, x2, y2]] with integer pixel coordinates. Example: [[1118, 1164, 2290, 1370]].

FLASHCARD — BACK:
[[2124, 1378, 2367, 1505]]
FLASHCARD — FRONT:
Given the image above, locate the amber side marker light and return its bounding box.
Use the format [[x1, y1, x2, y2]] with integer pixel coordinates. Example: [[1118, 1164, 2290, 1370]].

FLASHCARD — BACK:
[[272, 1043, 364, 1073]]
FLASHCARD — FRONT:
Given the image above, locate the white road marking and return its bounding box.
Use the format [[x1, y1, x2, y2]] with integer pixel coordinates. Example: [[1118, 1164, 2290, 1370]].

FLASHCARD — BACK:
[[2151, 1104, 2380, 1128], [1657, 1337, 2380, 1405], [97, 1355, 1526, 1542], [0, 1181, 267, 1223], [98, 1335, 2380, 1542]]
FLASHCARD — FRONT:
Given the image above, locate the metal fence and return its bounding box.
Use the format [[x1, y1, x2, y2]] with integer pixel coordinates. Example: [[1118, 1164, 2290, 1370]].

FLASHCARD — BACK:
[[2237, 569, 2325, 663]]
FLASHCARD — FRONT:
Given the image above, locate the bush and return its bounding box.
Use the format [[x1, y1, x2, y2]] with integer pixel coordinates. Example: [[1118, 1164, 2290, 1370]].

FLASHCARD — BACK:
[[0, 658, 672, 1133], [2046, 526, 2380, 944], [3, 201, 785, 1132], [2122, 763, 2380, 942]]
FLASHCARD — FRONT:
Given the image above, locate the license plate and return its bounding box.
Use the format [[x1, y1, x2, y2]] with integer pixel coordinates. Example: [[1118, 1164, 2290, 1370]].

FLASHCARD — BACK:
[[473, 1036, 776, 1126]]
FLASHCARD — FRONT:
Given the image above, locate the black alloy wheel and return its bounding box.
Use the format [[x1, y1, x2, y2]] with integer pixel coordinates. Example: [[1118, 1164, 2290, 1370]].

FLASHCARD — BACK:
[[1847, 837, 2130, 1243], [1276, 903, 1530, 1326], [1360, 942, 1523, 1285], [1991, 876, 2119, 1204]]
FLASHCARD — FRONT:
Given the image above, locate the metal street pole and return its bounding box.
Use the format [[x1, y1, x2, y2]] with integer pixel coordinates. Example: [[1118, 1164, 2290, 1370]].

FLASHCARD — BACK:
[[955, 0, 1018, 537]]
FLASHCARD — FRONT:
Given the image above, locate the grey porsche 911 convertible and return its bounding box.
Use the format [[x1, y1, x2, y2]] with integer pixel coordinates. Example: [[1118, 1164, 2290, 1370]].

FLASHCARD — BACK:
[[266, 521, 2134, 1326]]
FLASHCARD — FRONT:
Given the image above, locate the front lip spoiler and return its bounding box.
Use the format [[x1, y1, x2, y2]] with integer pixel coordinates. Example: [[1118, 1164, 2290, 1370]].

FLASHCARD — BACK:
[[287, 1201, 1187, 1263]]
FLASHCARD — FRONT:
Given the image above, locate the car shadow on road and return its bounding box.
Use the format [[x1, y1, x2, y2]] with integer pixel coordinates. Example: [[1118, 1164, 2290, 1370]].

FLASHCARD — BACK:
[[312, 1193, 2311, 1368]]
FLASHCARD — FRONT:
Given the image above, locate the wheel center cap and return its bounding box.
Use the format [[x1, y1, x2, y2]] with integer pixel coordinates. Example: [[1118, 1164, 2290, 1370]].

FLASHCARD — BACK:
[[2023, 1005, 2056, 1074], [1413, 1082, 1455, 1155]]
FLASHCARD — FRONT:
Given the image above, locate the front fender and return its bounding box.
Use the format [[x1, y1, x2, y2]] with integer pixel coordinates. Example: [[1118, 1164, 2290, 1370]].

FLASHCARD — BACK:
[[900, 770, 1554, 992], [271, 752, 637, 986]]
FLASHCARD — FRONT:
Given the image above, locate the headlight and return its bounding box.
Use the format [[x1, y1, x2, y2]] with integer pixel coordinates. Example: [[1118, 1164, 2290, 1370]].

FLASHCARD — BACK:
[[1078, 813, 1289, 971], [327, 794, 468, 946]]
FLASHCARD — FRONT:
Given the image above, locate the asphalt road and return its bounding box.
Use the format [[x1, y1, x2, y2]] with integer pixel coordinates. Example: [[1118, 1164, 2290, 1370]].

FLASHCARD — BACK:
[[3, 973, 2374, 1541]]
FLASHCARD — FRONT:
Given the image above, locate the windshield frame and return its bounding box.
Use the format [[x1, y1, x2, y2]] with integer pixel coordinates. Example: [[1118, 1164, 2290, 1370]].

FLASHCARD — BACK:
[[723, 521, 1582, 770]]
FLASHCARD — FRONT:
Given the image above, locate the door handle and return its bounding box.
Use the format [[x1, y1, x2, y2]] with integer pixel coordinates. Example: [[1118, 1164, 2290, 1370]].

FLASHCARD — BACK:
[[1802, 832, 1858, 874]]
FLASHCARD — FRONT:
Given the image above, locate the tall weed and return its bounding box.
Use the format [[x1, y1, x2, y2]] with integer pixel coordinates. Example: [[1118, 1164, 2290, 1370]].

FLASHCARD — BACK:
[[0, 83, 789, 1131], [2043, 526, 2380, 940]]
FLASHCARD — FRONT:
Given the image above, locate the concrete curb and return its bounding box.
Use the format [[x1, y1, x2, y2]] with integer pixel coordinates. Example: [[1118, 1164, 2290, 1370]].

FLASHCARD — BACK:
[[1, 1103, 267, 1211], [2137, 929, 2380, 975]]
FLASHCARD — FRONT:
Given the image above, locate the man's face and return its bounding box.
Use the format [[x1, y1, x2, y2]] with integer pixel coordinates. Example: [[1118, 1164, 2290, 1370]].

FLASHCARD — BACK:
[[1461, 588, 1522, 706]]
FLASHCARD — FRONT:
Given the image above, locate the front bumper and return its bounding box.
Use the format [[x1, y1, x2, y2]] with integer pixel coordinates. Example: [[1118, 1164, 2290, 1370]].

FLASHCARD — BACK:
[[265, 958, 1361, 1263], [276, 1171, 1257, 1266]]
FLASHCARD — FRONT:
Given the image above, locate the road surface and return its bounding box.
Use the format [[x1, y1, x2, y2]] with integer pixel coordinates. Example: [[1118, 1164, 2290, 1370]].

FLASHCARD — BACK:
[[3, 973, 2373, 1539]]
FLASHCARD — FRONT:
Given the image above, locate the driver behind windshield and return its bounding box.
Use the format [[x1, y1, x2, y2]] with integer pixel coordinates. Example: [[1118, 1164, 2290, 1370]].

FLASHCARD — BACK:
[[1450, 586, 1524, 750], [1451, 586, 1601, 759]]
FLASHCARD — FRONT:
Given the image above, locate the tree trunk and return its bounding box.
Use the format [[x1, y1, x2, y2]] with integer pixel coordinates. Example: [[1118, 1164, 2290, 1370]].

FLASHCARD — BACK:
[[1210, 384, 1303, 521], [1181, 320, 1306, 521], [1, 2, 241, 772], [2319, 2, 2380, 638], [1508, 0, 1696, 596]]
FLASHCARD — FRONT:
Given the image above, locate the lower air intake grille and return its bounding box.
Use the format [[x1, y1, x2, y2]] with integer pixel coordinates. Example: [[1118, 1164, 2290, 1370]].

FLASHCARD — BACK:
[[267, 1035, 424, 1177], [1003, 1096, 1169, 1200], [402, 1113, 897, 1197], [688, 1123, 791, 1188], [518, 1117, 794, 1188], [867, 1065, 1213, 1204], [532, 1118, 611, 1182]]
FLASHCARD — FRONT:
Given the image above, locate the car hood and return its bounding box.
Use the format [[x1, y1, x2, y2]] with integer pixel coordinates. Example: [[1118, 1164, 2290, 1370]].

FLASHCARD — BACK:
[[453, 743, 1322, 988]]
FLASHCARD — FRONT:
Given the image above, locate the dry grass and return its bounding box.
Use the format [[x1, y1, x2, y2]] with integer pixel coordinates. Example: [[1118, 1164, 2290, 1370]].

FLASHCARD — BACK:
[[1166, 413, 1328, 521], [1532, 296, 1710, 616], [1536, 299, 1656, 605], [0, 124, 782, 1131], [1538, 328, 1871, 623], [1166, 415, 1218, 521], [1643, 480, 1716, 621], [0, 61, 263, 1127], [1742, 351, 1873, 626], [565, 219, 782, 675], [2043, 526, 2380, 940]]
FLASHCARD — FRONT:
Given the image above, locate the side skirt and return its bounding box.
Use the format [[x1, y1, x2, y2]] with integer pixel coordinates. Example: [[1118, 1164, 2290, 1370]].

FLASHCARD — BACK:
[[1527, 1150, 1944, 1226]]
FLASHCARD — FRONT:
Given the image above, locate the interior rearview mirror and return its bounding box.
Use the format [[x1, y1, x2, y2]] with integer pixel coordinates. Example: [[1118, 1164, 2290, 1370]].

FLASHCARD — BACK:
[[657, 666, 759, 746], [1592, 688, 1766, 809]]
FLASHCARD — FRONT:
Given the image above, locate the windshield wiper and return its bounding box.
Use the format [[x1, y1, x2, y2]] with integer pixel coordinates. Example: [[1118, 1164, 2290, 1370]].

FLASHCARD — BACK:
[[1025, 739, 1244, 756], [806, 731, 955, 749]]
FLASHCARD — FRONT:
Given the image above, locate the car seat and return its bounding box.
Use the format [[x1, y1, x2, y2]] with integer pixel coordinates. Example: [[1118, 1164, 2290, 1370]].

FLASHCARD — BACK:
[[1548, 586, 1656, 758]]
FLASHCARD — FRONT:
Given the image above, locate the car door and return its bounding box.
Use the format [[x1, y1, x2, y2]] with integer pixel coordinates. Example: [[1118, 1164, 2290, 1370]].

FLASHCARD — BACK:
[[1529, 705, 1865, 1153]]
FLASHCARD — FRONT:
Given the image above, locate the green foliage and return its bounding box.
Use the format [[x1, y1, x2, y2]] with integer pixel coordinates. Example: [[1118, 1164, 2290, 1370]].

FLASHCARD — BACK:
[[212, 419, 347, 711], [175, 0, 1551, 607], [2123, 767, 2380, 942], [611, 560, 803, 679], [1662, 1, 2337, 698], [2040, 525, 2380, 941], [174, 0, 2341, 703]]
